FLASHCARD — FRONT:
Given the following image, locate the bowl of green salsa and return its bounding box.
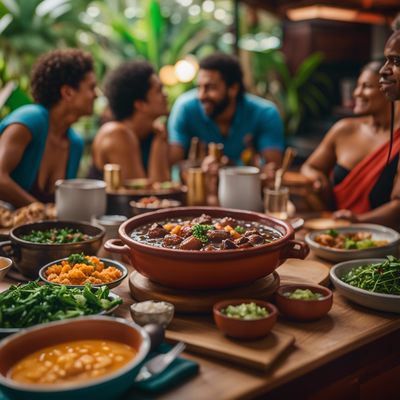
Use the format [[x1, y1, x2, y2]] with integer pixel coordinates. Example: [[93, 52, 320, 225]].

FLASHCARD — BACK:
[[275, 284, 333, 321], [213, 299, 277, 339]]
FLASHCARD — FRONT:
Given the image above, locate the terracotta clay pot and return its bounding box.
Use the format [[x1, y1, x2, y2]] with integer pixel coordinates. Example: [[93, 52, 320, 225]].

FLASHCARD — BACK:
[[104, 207, 309, 290]]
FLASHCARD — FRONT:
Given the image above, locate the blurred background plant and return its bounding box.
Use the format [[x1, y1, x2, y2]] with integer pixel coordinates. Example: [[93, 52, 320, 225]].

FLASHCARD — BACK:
[[0, 0, 332, 140]]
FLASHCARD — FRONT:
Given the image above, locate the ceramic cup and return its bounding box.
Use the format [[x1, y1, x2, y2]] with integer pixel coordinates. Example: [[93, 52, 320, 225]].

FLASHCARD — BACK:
[[56, 179, 107, 222], [218, 166, 263, 212]]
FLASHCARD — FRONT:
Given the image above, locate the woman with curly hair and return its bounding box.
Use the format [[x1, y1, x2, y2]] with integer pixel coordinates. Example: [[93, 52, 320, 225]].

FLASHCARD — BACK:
[[0, 48, 96, 207]]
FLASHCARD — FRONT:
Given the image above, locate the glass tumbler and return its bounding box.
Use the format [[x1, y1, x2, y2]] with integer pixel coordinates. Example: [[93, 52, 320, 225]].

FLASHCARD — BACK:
[[264, 186, 289, 220]]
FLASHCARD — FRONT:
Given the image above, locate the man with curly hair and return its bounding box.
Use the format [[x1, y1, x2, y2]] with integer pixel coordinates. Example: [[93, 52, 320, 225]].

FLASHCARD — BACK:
[[88, 60, 169, 182], [0, 48, 96, 207]]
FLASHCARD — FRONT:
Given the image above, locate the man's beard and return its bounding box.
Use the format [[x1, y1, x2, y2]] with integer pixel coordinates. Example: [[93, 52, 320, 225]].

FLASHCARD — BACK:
[[206, 95, 230, 119]]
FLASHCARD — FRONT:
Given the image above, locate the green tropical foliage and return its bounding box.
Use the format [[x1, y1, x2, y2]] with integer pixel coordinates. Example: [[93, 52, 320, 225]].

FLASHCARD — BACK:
[[266, 51, 332, 135], [0, 0, 93, 83], [0, 0, 331, 136]]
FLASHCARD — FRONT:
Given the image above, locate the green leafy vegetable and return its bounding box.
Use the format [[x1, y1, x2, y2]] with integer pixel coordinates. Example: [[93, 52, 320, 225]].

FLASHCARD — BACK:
[[20, 228, 92, 244], [234, 226, 245, 234], [0, 282, 122, 329], [192, 224, 214, 243], [67, 253, 93, 266], [344, 238, 357, 249], [325, 229, 338, 237], [341, 256, 400, 295]]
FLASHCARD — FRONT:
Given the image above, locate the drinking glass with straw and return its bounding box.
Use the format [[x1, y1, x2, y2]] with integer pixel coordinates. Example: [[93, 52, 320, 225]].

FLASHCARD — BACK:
[[264, 148, 296, 219]]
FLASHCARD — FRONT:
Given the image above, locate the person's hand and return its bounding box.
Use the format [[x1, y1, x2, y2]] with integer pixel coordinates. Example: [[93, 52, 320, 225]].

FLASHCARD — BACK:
[[333, 209, 359, 222], [262, 162, 278, 180], [152, 119, 167, 141], [311, 173, 330, 192]]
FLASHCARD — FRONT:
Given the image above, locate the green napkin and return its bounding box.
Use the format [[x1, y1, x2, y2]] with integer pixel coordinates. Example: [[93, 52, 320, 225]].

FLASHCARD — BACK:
[[128, 343, 199, 394]]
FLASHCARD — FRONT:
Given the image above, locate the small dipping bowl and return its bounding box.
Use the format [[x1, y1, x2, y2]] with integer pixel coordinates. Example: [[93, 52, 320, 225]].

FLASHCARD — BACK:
[[0, 257, 12, 281], [275, 284, 333, 321], [130, 301, 175, 328], [213, 299, 277, 340]]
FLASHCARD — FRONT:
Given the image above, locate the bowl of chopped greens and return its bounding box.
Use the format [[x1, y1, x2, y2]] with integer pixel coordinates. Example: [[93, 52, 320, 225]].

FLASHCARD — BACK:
[[305, 224, 400, 262], [39, 253, 128, 289], [0, 220, 105, 278], [0, 281, 122, 338], [275, 284, 333, 321], [330, 256, 400, 313], [213, 299, 277, 339]]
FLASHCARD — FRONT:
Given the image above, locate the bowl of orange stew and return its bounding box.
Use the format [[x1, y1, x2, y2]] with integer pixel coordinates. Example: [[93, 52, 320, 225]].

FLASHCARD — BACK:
[[0, 316, 151, 400], [39, 253, 128, 289]]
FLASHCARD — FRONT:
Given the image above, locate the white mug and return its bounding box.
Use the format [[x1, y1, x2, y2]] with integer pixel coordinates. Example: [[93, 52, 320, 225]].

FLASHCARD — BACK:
[[218, 166, 263, 212], [56, 179, 107, 222]]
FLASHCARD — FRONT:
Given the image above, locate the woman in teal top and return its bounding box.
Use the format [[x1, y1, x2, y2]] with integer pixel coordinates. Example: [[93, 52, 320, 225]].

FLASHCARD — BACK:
[[0, 49, 96, 207]]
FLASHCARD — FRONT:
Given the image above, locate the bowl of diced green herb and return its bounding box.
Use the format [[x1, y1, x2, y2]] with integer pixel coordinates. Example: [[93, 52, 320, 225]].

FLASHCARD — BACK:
[[330, 256, 400, 313], [0, 220, 105, 278], [305, 224, 400, 262], [213, 299, 277, 339], [0, 281, 122, 338], [275, 284, 333, 321]]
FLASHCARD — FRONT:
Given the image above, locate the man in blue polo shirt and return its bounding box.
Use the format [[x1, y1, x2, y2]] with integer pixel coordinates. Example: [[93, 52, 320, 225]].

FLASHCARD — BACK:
[[168, 53, 284, 169]]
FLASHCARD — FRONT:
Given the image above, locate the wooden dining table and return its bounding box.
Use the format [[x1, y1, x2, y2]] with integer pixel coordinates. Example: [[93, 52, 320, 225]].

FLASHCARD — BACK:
[[1, 227, 400, 400]]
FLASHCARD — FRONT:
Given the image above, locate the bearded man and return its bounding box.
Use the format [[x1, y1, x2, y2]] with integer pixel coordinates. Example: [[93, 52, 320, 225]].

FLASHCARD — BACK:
[[168, 53, 284, 169]]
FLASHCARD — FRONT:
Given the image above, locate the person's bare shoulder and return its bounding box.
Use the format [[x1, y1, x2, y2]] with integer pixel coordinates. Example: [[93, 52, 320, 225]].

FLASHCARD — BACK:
[[326, 116, 366, 141], [93, 122, 133, 149]]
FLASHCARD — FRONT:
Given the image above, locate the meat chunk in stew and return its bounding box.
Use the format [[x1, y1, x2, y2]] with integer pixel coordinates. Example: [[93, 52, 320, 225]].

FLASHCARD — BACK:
[[148, 223, 169, 238], [180, 236, 203, 250], [191, 214, 213, 225], [163, 234, 183, 247]]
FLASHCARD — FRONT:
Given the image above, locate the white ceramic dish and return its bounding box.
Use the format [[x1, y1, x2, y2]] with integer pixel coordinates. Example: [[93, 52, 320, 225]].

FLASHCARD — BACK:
[[305, 223, 400, 262], [330, 258, 400, 313]]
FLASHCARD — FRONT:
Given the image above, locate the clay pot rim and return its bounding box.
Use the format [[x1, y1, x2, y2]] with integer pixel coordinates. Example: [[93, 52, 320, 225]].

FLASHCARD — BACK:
[[118, 206, 294, 257]]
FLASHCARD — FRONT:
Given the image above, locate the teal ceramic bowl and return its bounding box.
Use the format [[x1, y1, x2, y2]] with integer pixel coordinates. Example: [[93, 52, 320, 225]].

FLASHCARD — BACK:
[[0, 316, 150, 400]]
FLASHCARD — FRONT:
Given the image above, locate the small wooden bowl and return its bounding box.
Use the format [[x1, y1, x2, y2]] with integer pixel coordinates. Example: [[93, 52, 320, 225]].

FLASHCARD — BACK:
[[213, 299, 277, 340], [275, 284, 333, 321]]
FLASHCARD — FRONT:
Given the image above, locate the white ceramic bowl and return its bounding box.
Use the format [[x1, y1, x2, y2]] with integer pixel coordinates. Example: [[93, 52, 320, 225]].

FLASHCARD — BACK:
[[305, 224, 400, 262], [330, 258, 400, 313], [130, 301, 174, 328]]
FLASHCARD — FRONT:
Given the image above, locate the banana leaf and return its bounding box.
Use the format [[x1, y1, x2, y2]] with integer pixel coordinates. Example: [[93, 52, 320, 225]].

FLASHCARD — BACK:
[[145, 0, 163, 69], [293, 52, 324, 88]]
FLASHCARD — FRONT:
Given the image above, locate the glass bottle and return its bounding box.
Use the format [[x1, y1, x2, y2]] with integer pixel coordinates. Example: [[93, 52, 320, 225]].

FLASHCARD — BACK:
[[201, 143, 224, 206]]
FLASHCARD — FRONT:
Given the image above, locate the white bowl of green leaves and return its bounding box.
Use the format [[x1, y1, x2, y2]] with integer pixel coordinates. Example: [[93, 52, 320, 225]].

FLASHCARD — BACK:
[[330, 256, 400, 313]]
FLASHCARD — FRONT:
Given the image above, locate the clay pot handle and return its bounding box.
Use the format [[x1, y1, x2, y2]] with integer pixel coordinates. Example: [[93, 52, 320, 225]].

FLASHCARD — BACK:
[[0, 241, 14, 258], [279, 239, 309, 261], [104, 239, 130, 255]]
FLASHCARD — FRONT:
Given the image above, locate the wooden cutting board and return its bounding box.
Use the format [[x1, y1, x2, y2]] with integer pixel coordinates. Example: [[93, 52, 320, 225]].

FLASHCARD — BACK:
[[130, 271, 280, 313], [277, 258, 330, 286], [166, 317, 294, 371]]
